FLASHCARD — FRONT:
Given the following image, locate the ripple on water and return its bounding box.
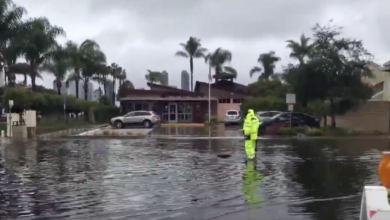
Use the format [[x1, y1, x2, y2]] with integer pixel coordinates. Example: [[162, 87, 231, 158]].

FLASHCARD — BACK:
[[0, 138, 384, 219]]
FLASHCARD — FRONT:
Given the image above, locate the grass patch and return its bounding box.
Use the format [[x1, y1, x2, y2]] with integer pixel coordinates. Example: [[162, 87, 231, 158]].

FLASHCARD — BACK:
[[36, 120, 96, 134], [276, 126, 386, 137], [0, 120, 97, 135]]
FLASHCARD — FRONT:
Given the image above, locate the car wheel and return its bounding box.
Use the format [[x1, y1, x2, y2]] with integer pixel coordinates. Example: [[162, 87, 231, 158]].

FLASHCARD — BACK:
[[143, 120, 151, 128], [114, 120, 123, 129]]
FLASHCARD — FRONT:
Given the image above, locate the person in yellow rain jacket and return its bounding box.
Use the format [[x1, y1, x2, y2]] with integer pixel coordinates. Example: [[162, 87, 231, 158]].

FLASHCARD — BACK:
[[242, 109, 260, 160], [242, 160, 263, 205]]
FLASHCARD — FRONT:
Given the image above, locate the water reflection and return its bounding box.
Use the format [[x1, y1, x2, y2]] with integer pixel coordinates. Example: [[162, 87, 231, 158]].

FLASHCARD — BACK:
[[0, 137, 387, 219]]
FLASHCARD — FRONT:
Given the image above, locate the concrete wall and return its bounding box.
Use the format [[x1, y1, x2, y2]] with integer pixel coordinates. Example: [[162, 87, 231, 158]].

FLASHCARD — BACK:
[[335, 101, 390, 133]]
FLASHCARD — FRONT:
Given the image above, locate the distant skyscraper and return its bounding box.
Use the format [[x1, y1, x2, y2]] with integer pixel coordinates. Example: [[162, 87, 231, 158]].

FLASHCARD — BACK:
[[52, 80, 67, 95], [181, 70, 190, 91], [104, 79, 115, 102], [161, 71, 168, 86], [87, 82, 94, 101], [68, 81, 84, 100], [92, 88, 102, 101]]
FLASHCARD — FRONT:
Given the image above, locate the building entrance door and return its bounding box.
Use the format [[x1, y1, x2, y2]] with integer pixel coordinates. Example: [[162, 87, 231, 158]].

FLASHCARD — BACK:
[[168, 103, 178, 123]]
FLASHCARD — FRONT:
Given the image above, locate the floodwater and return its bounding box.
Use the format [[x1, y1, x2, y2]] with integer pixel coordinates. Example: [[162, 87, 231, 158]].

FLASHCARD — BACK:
[[0, 126, 387, 220]]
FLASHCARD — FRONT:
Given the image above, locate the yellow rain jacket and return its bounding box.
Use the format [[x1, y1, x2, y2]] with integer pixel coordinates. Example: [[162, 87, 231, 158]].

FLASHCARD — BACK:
[[242, 109, 260, 159]]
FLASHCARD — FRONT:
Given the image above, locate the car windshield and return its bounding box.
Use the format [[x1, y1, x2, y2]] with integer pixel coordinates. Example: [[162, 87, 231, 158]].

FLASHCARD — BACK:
[[226, 111, 238, 115], [271, 113, 288, 119]]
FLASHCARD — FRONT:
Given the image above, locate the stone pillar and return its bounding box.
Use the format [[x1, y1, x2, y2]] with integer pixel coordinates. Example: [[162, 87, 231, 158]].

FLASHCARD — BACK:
[[12, 124, 27, 139]]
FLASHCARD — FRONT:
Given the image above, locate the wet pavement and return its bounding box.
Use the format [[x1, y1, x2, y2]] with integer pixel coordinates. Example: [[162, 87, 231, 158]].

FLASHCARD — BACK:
[[0, 126, 388, 220]]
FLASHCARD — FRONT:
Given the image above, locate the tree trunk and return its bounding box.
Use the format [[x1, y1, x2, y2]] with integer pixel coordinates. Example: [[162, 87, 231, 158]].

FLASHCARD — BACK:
[[323, 115, 327, 127], [190, 57, 194, 92], [75, 80, 79, 99], [112, 80, 116, 104], [84, 80, 88, 100], [330, 98, 336, 128], [23, 74, 27, 85], [31, 75, 36, 90], [103, 81, 106, 95], [57, 80, 61, 95]]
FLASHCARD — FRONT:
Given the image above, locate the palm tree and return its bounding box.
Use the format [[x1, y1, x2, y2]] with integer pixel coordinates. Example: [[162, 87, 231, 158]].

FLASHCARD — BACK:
[[0, 0, 26, 82], [117, 69, 127, 87], [40, 44, 69, 95], [65, 39, 100, 99], [205, 48, 237, 81], [286, 34, 312, 64], [109, 63, 122, 101], [250, 51, 280, 80], [18, 17, 65, 90], [145, 70, 162, 84], [175, 37, 207, 91], [80, 47, 106, 100]]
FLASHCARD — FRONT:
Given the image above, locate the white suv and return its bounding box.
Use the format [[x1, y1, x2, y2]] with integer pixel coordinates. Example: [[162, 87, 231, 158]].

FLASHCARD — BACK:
[[224, 110, 243, 125]]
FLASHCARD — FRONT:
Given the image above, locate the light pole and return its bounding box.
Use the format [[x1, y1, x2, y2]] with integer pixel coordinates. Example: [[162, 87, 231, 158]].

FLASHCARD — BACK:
[[8, 100, 13, 137], [61, 85, 67, 123]]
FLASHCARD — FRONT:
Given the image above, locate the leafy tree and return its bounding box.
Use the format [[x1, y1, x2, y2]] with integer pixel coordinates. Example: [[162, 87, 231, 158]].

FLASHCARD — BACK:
[[65, 39, 100, 99], [145, 70, 162, 84], [0, 0, 26, 83], [175, 37, 207, 91], [39, 44, 69, 95], [247, 75, 290, 99], [250, 51, 280, 80], [205, 48, 237, 81], [284, 21, 373, 127], [286, 33, 312, 64], [19, 17, 65, 90]]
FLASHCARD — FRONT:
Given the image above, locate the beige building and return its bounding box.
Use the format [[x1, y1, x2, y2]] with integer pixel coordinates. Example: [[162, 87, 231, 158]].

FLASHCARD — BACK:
[[366, 62, 390, 101]]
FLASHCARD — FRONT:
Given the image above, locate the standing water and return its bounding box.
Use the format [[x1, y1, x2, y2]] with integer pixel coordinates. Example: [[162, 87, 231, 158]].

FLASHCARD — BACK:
[[0, 127, 387, 220]]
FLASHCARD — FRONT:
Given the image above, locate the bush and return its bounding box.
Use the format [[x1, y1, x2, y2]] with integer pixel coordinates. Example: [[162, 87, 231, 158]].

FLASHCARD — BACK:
[[276, 127, 297, 136], [241, 97, 305, 113], [203, 115, 218, 125], [2, 86, 97, 115], [305, 128, 324, 136], [94, 105, 121, 123]]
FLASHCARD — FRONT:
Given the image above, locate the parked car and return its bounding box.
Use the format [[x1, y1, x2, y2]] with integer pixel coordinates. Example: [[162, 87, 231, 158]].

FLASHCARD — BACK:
[[224, 110, 243, 125], [110, 111, 160, 128], [258, 112, 320, 135], [256, 111, 282, 122]]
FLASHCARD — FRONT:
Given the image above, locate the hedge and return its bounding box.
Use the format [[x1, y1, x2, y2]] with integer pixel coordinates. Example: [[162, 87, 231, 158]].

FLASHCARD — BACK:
[[2, 86, 97, 114], [240, 97, 329, 117], [93, 105, 121, 123]]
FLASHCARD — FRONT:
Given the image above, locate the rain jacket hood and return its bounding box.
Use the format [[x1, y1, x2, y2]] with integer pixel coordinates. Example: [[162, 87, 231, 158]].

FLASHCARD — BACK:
[[247, 109, 255, 118]]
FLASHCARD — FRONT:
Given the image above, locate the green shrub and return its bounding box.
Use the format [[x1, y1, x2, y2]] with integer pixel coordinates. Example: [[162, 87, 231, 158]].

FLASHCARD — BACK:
[[2, 86, 97, 114], [241, 97, 306, 113], [203, 115, 218, 125], [93, 105, 121, 123], [276, 127, 297, 136], [305, 128, 324, 136], [294, 126, 306, 134]]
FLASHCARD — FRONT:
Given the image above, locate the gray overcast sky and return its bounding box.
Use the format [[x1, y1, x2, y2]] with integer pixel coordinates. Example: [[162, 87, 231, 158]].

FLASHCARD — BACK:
[[12, 0, 390, 89]]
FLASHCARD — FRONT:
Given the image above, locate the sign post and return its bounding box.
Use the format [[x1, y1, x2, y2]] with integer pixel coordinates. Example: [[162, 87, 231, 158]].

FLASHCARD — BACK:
[[285, 93, 296, 128]]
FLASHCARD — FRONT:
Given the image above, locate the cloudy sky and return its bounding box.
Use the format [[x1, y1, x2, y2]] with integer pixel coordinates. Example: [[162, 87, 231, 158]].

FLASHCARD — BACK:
[[12, 0, 389, 90]]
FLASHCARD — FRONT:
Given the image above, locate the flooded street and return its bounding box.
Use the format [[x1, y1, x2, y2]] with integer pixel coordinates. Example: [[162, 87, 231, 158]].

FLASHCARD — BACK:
[[0, 127, 387, 220]]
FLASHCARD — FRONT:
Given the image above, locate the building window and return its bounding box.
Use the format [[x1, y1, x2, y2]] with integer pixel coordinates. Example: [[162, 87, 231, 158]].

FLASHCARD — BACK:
[[129, 103, 150, 111], [233, 99, 244, 103], [177, 103, 192, 121], [218, 98, 231, 103]]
